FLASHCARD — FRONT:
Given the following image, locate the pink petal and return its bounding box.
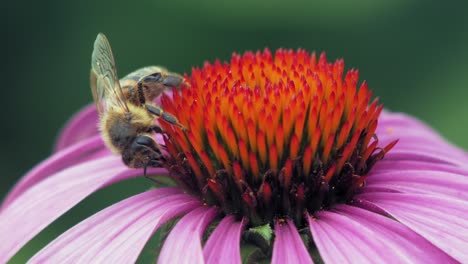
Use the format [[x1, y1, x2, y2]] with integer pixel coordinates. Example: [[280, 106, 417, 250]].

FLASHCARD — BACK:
[[30, 188, 201, 263], [54, 104, 100, 152], [374, 160, 468, 175], [383, 150, 468, 168], [308, 205, 454, 263], [203, 215, 245, 264], [366, 167, 468, 200], [0, 156, 166, 262], [379, 111, 432, 128], [158, 206, 218, 264], [389, 140, 468, 161], [1, 135, 108, 209], [377, 112, 468, 166], [356, 192, 468, 262], [379, 111, 446, 139], [377, 123, 446, 143], [271, 219, 313, 264], [378, 113, 447, 142]]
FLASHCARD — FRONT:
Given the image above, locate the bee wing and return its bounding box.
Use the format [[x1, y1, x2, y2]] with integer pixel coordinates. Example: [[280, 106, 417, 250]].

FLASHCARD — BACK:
[[90, 33, 129, 115]]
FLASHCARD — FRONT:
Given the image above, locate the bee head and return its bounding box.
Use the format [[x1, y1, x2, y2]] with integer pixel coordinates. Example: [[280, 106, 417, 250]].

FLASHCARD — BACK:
[[122, 135, 164, 168]]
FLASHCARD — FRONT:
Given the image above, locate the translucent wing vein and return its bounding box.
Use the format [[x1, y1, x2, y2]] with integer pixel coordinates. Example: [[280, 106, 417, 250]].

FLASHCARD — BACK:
[[90, 33, 129, 114]]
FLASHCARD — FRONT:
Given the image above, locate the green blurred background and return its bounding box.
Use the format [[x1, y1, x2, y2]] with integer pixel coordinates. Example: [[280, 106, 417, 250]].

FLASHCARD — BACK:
[[3, 0, 468, 262]]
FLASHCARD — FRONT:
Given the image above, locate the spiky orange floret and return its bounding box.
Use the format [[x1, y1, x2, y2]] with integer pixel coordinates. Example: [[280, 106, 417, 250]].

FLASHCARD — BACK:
[[160, 49, 397, 225]]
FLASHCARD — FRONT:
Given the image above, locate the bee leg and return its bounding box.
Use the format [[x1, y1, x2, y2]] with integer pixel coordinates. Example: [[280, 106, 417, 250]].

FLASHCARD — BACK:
[[145, 104, 187, 130], [141, 72, 184, 89], [143, 162, 163, 185], [162, 73, 184, 88], [149, 125, 166, 134], [143, 165, 163, 185]]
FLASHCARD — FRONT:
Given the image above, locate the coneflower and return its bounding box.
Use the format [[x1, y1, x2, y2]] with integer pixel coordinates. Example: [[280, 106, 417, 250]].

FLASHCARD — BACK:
[[1, 49, 467, 263]]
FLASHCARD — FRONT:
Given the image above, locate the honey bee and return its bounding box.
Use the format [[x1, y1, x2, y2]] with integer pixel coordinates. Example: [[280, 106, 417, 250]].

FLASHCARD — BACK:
[[90, 33, 186, 170]]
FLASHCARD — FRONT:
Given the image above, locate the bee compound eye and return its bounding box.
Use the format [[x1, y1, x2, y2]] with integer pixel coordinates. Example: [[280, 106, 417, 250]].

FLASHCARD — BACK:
[[135, 136, 154, 147]]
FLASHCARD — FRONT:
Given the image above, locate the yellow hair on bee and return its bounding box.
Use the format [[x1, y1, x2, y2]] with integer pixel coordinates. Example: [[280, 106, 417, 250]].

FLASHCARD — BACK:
[[100, 103, 154, 154]]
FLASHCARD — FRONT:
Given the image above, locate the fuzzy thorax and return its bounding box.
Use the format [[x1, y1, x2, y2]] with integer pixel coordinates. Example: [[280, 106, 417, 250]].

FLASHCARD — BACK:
[[100, 103, 154, 154]]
